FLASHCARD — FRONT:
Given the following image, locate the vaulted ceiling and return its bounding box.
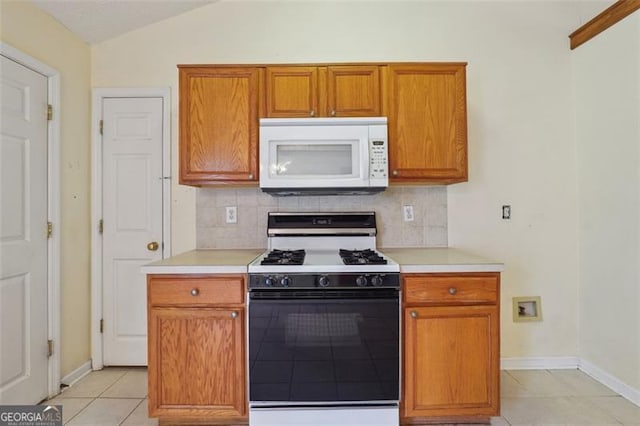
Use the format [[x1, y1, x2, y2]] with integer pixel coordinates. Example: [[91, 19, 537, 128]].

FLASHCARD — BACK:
[[31, 0, 216, 44]]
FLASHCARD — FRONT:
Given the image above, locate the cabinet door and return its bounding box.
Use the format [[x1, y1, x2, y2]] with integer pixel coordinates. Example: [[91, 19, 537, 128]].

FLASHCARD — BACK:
[[265, 66, 319, 117], [179, 67, 260, 185], [326, 65, 381, 117], [403, 305, 499, 418], [148, 307, 246, 418], [387, 64, 467, 184]]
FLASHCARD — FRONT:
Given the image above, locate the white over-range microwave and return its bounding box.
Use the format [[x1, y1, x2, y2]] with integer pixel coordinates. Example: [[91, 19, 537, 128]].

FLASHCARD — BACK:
[[259, 117, 389, 196]]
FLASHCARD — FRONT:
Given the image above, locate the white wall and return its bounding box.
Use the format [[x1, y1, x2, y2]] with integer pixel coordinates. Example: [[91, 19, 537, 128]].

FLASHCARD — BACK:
[[573, 12, 640, 392], [1, 1, 92, 377], [92, 1, 607, 360]]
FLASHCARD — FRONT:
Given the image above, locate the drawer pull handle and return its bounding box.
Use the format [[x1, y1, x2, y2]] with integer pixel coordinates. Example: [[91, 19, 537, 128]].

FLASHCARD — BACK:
[[410, 311, 418, 318], [190, 288, 199, 296], [230, 311, 238, 319], [448, 287, 457, 295]]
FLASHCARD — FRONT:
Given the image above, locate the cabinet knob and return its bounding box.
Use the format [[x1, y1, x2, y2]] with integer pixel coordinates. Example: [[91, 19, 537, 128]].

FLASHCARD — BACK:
[[147, 241, 159, 251], [248, 173, 254, 180], [230, 311, 238, 319], [410, 311, 418, 318], [190, 288, 199, 296], [330, 110, 336, 117], [449, 287, 457, 295], [310, 110, 316, 117], [392, 170, 398, 176]]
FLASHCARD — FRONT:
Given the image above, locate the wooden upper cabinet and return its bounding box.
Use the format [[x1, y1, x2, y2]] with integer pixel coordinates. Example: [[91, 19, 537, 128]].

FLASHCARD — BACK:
[[265, 66, 319, 117], [326, 65, 381, 117], [386, 63, 468, 184], [179, 66, 261, 185], [264, 65, 381, 118]]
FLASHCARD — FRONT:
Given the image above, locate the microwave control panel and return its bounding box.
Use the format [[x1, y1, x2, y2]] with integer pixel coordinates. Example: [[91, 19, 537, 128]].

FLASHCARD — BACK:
[[369, 139, 388, 180]]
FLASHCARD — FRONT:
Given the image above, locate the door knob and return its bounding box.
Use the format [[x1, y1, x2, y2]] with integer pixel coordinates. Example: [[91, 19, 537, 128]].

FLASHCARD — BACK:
[[147, 241, 159, 251]]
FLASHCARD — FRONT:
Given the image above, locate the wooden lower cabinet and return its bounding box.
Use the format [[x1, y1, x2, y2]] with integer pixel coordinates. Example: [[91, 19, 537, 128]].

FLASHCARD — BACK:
[[147, 274, 247, 423], [401, 273, 500, 423]]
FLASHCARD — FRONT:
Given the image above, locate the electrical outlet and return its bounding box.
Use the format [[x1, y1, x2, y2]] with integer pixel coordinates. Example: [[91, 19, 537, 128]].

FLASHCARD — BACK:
[[225, 206, 237, 224], [502, 205, 511, 220], [403, 205, 414, 222]]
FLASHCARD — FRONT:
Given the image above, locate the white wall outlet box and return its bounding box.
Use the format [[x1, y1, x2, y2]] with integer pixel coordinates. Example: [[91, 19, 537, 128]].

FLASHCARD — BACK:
[[513, 296, 542, 322], [403, 205, 414, 222], [225, 206, 237, 224]]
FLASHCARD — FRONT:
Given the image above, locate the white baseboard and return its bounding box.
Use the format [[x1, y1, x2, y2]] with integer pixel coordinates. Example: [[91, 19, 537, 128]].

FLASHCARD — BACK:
[[60, 360, 92, 386], [501, 356, 580, 370], [501, 356, 639, 407], [579, 358, 640, 406]]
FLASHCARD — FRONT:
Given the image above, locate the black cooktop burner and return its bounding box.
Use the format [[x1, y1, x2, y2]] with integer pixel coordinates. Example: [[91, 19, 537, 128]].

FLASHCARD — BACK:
[[260, 249, 306, 265], [339, 249, 388, 265]]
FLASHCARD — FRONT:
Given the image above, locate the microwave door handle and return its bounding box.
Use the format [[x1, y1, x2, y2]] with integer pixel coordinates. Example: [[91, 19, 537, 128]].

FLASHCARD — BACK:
[[363, 138, 370, 182]]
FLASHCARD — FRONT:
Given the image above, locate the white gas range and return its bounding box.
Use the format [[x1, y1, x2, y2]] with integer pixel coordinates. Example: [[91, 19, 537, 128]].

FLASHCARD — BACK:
[[247, 212, 400, 426], [248, 212, 400, 284]]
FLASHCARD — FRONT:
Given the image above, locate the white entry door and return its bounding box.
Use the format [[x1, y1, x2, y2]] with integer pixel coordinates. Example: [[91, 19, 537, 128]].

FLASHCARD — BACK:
[[102, 97, 164, 365], [0, 55, 49, 403]]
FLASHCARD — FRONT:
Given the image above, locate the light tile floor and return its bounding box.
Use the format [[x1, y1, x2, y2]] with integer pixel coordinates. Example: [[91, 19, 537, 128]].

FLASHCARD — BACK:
[[44, 367, 640, 425]]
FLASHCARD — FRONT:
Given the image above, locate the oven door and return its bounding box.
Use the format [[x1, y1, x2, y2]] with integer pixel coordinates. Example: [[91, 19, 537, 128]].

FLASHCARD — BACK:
[[248, 288, 400, 406]]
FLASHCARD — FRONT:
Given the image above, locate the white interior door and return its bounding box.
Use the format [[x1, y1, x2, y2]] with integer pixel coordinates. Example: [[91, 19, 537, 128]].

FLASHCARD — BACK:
[[102, 97, 164, 365], [0, 55, 49, 403]]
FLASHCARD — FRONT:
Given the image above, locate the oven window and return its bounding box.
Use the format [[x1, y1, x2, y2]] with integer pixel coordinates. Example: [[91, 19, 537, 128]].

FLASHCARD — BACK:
[[274, 143, 354, 176], [249, 294, 399, 403]]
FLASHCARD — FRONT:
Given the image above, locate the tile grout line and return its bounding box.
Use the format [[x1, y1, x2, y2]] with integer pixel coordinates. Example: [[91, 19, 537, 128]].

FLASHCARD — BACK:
[[63, 396, 97, 425], [97, 369, 130, 398], [118, 398, 145, 425]]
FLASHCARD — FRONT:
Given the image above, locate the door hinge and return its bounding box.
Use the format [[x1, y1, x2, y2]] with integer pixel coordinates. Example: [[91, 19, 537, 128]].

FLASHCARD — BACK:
[[99, 120, 103, 135], [47, 104, 53, 121], [100, 319, 104, 333], [47, 221, 53, 239], [47, 339, 54, 357], [99, 219, 103, 235]]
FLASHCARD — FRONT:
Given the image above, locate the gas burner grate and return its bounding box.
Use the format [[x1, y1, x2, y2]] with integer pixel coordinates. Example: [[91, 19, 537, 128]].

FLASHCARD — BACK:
[[260, 249, 306, 265], [339, 249, 388, 265]]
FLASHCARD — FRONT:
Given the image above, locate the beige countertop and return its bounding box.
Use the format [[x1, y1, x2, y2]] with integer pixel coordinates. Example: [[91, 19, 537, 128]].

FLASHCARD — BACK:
[[142, 247, 503, 274], [380, 247, 504, 273], [141, 249, 264, 274]]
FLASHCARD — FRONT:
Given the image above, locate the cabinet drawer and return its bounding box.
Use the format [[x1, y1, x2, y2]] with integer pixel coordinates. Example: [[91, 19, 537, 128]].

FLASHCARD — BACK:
[[148, 275, 245, 306], [404, 274, 498, 305]]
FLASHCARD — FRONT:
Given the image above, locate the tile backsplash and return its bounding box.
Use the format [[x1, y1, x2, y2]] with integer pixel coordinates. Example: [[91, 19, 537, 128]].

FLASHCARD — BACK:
[[196, 186, 447, 249]]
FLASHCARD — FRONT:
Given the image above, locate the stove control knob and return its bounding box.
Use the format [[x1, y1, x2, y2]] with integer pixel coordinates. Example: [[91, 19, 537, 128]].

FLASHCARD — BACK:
[[356, 275, 368, 287], [280, 276, 291, 287], [371, 275, 384, 287], [318, 275, 330, 287], [264, 276, 275, 287]]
